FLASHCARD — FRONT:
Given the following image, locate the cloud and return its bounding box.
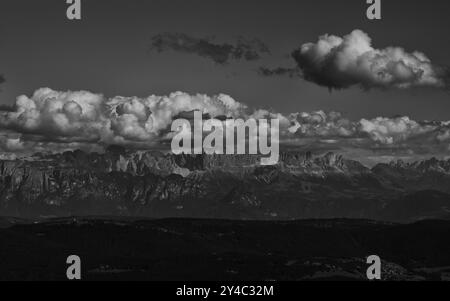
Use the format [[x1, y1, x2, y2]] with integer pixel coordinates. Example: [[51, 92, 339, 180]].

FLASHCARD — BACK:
[[0, 88, 248, 152], [437, 128, 450, 142], [291, 29, 448, 90], [285, 111, 443, 145], [107, 92, 246, 142], [287, 111, 357, 138], [279, 112, 450, 165], [1, 87, 450, 164], [258, 67, 300, 78], [0, 88, 110, 142], [0, 136, 24, 152], [260, 30, 449, 90], [358, 116, 437, 145], [150, 33, 270, 65]]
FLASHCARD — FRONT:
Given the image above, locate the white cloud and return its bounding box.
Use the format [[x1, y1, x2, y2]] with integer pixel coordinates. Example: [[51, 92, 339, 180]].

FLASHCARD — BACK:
[[293, 29, 447, 90], [359, 116, 436, 144], [288, 111, 356, 138], [0, 88, 248, 152], [0, 88, 449, 159]]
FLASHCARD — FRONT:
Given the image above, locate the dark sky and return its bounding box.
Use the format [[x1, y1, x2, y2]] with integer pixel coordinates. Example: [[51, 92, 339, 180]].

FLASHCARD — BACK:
[[1, 0, 450, 120]]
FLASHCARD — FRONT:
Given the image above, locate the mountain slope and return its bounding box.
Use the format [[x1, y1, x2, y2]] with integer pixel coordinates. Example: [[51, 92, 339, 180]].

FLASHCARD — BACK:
[[0, 149, 450, 222]]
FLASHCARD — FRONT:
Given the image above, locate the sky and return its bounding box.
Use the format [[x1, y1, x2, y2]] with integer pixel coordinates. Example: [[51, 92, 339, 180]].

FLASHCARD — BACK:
[[0, 0, 450, 164]]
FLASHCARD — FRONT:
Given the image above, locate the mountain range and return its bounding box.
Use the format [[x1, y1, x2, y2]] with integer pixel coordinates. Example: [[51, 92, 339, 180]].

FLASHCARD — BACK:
[[1, 146, 450, 222]]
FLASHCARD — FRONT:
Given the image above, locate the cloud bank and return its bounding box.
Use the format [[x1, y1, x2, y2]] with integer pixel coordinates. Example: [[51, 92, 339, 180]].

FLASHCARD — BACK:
[[0, 88, 449, 164], [150, 33, 270, 65], [0, 88, 247, 151]]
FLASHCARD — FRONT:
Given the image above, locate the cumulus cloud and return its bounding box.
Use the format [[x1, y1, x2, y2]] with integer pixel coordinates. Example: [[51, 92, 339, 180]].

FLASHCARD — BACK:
[[0, 87, 450, 162], [358, 116, 437, 144], [291, 29, 449, 90], [257, 30, 449, 90], [0, 88, 110, 142], [107, 92, 246, 143], [285, 111, 443, 145], [288, 111, 356, 138], [0, 88, 248, 152], [150, 33, 270, 65], [278, 112, 450, 165]]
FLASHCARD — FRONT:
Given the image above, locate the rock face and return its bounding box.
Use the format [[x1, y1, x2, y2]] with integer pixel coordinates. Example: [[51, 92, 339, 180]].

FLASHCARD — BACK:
[[372, 158, 450, 194], [1, 149, 450, 222]]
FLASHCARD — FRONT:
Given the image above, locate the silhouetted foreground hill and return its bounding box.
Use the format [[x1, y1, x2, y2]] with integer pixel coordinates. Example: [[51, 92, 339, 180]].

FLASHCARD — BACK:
[[1, 217, 449, 281], [1, 149, 450, 222]]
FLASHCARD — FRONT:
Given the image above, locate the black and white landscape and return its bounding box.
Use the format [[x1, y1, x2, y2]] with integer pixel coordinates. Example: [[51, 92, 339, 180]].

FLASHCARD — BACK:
[[1, 149, 450, 280], [1, 0, 450, 281], [2, 149, 450, 223]]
